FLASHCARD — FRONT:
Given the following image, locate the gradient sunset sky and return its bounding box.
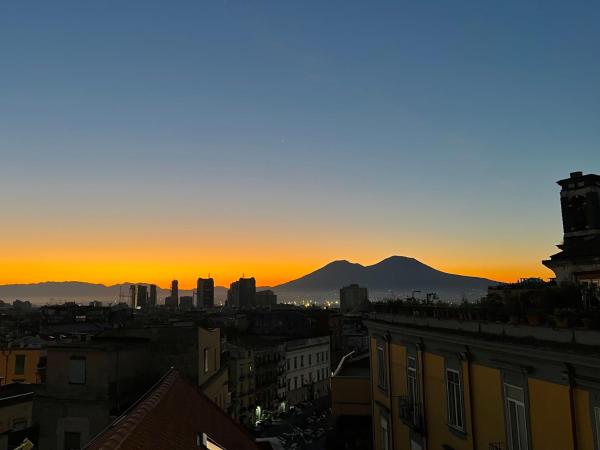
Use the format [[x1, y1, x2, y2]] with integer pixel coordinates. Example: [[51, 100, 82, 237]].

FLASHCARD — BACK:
[[1, 1, 599, 289]]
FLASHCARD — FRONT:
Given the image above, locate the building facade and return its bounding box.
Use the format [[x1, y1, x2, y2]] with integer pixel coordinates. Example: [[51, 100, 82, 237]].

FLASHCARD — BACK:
[[544, 171, 600, 285], [165, 280, 179, 308], [340, 284, 369, 313], [255, 290, 277, 308], [197, 277, 215, 308], [34, 341, 157, 450], [225, 337, 285, 425], [198, 327, 229, 412], [285, 336, 331, 405], [226, 343, 257, 426], [366, 312, 600, 450], [228, 278, 256, 308], [0, 348, 46, 386], [0, 383, 35, 449], [331, 352, 372, 450]]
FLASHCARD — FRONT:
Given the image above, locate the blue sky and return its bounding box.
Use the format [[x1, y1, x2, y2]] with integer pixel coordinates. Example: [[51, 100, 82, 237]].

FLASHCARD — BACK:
[[1, 0, 599, 285]]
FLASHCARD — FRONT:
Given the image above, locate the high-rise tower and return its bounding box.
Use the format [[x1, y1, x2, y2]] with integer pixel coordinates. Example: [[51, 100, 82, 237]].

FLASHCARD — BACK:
[[197, 277, 215, 308], [171, 280, 179, 307]]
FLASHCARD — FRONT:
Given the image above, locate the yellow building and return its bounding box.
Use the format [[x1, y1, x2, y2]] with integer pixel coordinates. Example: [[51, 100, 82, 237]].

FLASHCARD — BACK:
[[0, 348, 46, 385], [331, 352, 371, 417], [366, 312, 600, 450], [198, 327, 229, 412], [331, 351, 373, 449]]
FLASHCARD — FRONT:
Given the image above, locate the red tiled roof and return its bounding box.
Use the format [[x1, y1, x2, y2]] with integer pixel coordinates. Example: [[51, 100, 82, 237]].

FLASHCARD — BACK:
[[85, 369, 259, 450]]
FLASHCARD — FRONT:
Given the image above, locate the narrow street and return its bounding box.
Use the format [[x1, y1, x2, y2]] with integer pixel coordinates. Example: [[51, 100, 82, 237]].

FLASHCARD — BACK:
[[255, 397, 333, 449]]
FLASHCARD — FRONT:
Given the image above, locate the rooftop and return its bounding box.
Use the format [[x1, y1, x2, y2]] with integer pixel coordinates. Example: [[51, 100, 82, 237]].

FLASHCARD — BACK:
[[333, 352, 369, 378], [85, 369, 259, 450], [0, 383, 34, 408], [366, 311, 600, 359]]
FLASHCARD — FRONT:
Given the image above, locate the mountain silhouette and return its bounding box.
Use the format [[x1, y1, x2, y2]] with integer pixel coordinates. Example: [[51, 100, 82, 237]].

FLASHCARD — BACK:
[[273, 256, 498, 300], [0, 257, 498, 304]]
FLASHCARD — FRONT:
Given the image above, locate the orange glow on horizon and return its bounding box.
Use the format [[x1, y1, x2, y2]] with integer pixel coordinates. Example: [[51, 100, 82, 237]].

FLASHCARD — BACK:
[[0, 218, 557, 289], [0, 255, 553, 289]]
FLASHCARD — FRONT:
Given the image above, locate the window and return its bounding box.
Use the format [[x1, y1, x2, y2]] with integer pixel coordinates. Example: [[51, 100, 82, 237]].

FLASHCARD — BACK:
[[68, 357, 86, 385], [287, 359, 290, 370], [301, 355, 304, 367], [287, 379, 291, 391], [407, 356, 418, 405], [14, 354, 26, 375], [301, 374, 305, 385], [64, 431, 81, 450], [294, 376, 298, 389], [309, 354, 312, 366], [294, 356, 297, 369], [377, 345, 386, 389], [317, 353, 320, 363], [446, 368, 464, 430], [203, 348, 209, 373], [505, 384, 528, 450], [12, 418, 27, 431], [380, 416, 390, 450]]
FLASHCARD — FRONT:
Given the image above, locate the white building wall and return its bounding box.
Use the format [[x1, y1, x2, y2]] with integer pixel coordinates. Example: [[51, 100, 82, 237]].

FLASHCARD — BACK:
[[284, 336, 331, 405]]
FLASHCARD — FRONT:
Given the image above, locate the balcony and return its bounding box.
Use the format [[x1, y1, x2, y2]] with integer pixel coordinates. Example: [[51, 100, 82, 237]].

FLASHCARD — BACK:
[[489, 443, 505, 450], [398, 395, 425, 432]]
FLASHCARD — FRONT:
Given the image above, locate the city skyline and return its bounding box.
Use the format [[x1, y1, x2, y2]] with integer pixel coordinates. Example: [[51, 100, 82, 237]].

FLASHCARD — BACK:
[[2, 1, 599, 288], [0, 251, 553, 290]]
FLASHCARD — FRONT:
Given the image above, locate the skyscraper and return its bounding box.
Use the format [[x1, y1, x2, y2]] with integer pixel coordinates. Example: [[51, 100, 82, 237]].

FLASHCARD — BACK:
[[227, 277, 256, 308], [149, 284, 157, 308], [227, 281, 239, 307], [197, 277, 215, 308], [136, 284, 148, 309], [129, 285, 136, 309], [170, 280, 179, 307]]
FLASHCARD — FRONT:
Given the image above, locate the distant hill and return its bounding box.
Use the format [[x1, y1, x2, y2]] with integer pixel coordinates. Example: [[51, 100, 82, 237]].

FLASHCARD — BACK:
[[0, 281, 228, 305], [0, 256, 498, 304], [273, 256, 499, 301]]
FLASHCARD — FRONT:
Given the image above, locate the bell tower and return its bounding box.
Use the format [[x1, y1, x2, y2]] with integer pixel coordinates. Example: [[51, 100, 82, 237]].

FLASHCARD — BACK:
[[559, 171, 600, 243], [543, 171, 600, 284]]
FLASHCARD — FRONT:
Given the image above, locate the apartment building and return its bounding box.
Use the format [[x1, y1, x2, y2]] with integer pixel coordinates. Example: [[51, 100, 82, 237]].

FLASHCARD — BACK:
[[285, 336, 331, 405], [226, 343, 257, 426], [225, 337, 285, 426], [198, 327, 229, 411], [34, 339, 157, 450], [331, 352, 372, 450], [365, 312, 600, 450], [0, 383, 35, 449], [0, 348, 46, 385]]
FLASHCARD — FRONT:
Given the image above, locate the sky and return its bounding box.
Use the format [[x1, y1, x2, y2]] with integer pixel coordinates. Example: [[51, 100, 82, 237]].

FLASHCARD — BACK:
[[1, 0, 599, 289]]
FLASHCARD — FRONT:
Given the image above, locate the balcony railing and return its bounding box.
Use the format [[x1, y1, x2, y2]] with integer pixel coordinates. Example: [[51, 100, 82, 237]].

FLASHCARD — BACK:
[[489, 442, 505, 450], [398, 395, 425, 432]]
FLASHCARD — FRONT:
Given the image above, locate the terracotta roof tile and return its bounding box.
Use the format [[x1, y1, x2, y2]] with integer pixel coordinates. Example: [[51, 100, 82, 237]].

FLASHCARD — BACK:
[[85, 369, 260, 450]]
